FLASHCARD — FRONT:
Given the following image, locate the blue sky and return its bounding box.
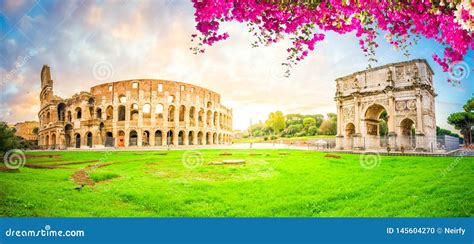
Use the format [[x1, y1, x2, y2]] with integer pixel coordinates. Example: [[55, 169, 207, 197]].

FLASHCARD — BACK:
[[1, 0, 473, 131]]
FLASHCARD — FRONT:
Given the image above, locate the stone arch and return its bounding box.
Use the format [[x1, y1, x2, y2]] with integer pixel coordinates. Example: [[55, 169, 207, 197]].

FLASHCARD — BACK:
[[46, 111, 51, 123], [105, 131, 114, 147], [64, 124, 73, 147], [51, 133, 56, 148], [57, 103, 66, 121], [197, 131, 204, 145], [168, 105, 175, 122], [189, 106, 196, 126], [74, 133, 81, 148], [142, 130, 150, 146], [198, 108, 204, 124], [130, 103, 139, 121], [364, 104, 388, 136], [119, 94, 126, 103], [213, 111, 218, 126], [399, 118, 416, 150], [188, 131, 194, 145], [96, 107, 102, 119], [117, 130, 125, 147], [143, 103, 151, 119], [45, 135, 50, 148], [129, 130, 138, 146], [88, 97, 95, 106], [345, 123, 355, 137], [155, 130, 163, 146], [178, 130, 185, 145], [213, 132, 218, 144], [67, 111, 72, 122], [218, 133, 222, 144], [86, 132, 93, 148], [75, 107, 82, 119], [166, 130, 174, 145], [106, 105, 114, 120], [206, 132, 212, 145], [400, 118, 415, 136], [206, 110, 212, 126], [118, 105, 126, 121], [155, 103, 164, 119], [179, 105, 186, 122]]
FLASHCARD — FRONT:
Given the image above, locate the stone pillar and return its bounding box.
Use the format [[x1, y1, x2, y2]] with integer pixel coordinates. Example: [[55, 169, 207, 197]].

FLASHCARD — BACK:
[[172, 130, 178, 145], [193, 132, 198, 145], [387, 95, 397, 149], [137, 129, 142, 147], [150, 131, 155, 146], [124, 130, 129, 147], [415, 91, 423, 133], [183, 131, 189, 146], [162, 129, 168, 146]]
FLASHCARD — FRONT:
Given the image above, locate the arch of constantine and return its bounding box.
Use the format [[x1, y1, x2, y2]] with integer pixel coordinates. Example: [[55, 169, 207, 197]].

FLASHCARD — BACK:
[[37, 65, 233, 149], [335, 59, 437, 152]]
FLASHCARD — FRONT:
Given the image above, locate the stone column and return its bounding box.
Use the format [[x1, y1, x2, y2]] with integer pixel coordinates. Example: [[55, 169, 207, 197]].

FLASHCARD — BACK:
[[124, 130, 129, 147], [387, 94, 397, 149], [335, 101, 344, 150], [150, 131, 155, 146], [137, 129, 142, 147], [352, 96, 363, 150], [183, 131, 189, 145]]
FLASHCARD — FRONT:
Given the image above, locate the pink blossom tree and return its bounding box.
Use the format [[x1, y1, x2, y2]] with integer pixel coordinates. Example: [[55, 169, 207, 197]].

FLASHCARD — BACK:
[[190, 0, 473, 77]]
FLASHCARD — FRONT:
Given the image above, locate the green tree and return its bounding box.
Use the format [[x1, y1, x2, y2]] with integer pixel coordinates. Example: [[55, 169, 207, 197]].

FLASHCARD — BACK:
[[307, 126, 318, 136], [436, 126, 460, 138], [284, 124, 303, 136], [303, 117, 316, 129], [0, 122, 21, 154], [266, 111, 286, 134], [311, 114, 324, 127], [463, 97, 474, 112], [32, 127, 39, 135], [447, 112, 474, 146]]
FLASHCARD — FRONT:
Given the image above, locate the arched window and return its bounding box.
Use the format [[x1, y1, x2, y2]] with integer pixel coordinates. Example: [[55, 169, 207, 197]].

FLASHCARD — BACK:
[[179, 105, 185, 122], [143, 103, 151, 119], [75, 107, 82, 119], [118, 105, 126, 121], [119, 95, 126, 103], [130, 103, 139, 121], [96, 108, 102, 119], [106, 106, 114, 120], [168, 105, 175, 122], [168, 95, 175, 103], [155, 104, 164, 119]]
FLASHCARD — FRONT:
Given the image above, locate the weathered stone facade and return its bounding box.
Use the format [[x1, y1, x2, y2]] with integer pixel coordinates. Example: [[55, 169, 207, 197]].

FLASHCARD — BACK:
[[38, 65, 233, 149], [335, 59, 437, 151], [14, 121, 39, 141]]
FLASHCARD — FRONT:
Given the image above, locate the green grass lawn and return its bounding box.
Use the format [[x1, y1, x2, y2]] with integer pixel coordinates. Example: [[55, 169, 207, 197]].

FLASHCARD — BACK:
[[233, 135, 335, 143], [0, 149, 472, 217]]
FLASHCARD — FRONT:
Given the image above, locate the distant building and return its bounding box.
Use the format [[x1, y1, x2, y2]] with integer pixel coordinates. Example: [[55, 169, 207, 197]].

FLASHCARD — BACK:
[[14, 121, 39, 141]]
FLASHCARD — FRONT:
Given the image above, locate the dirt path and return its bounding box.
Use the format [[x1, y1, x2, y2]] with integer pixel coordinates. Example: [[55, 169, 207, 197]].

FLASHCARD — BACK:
[[71, 162, 112, 187]]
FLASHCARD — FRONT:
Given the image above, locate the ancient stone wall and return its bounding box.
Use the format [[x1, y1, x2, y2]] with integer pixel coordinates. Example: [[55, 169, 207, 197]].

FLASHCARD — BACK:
[[37, 65, 233, 149]]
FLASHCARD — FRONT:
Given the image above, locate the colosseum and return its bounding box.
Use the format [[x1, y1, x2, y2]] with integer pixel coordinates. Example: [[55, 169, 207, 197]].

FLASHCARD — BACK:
[[37, 65, 233, 149]]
